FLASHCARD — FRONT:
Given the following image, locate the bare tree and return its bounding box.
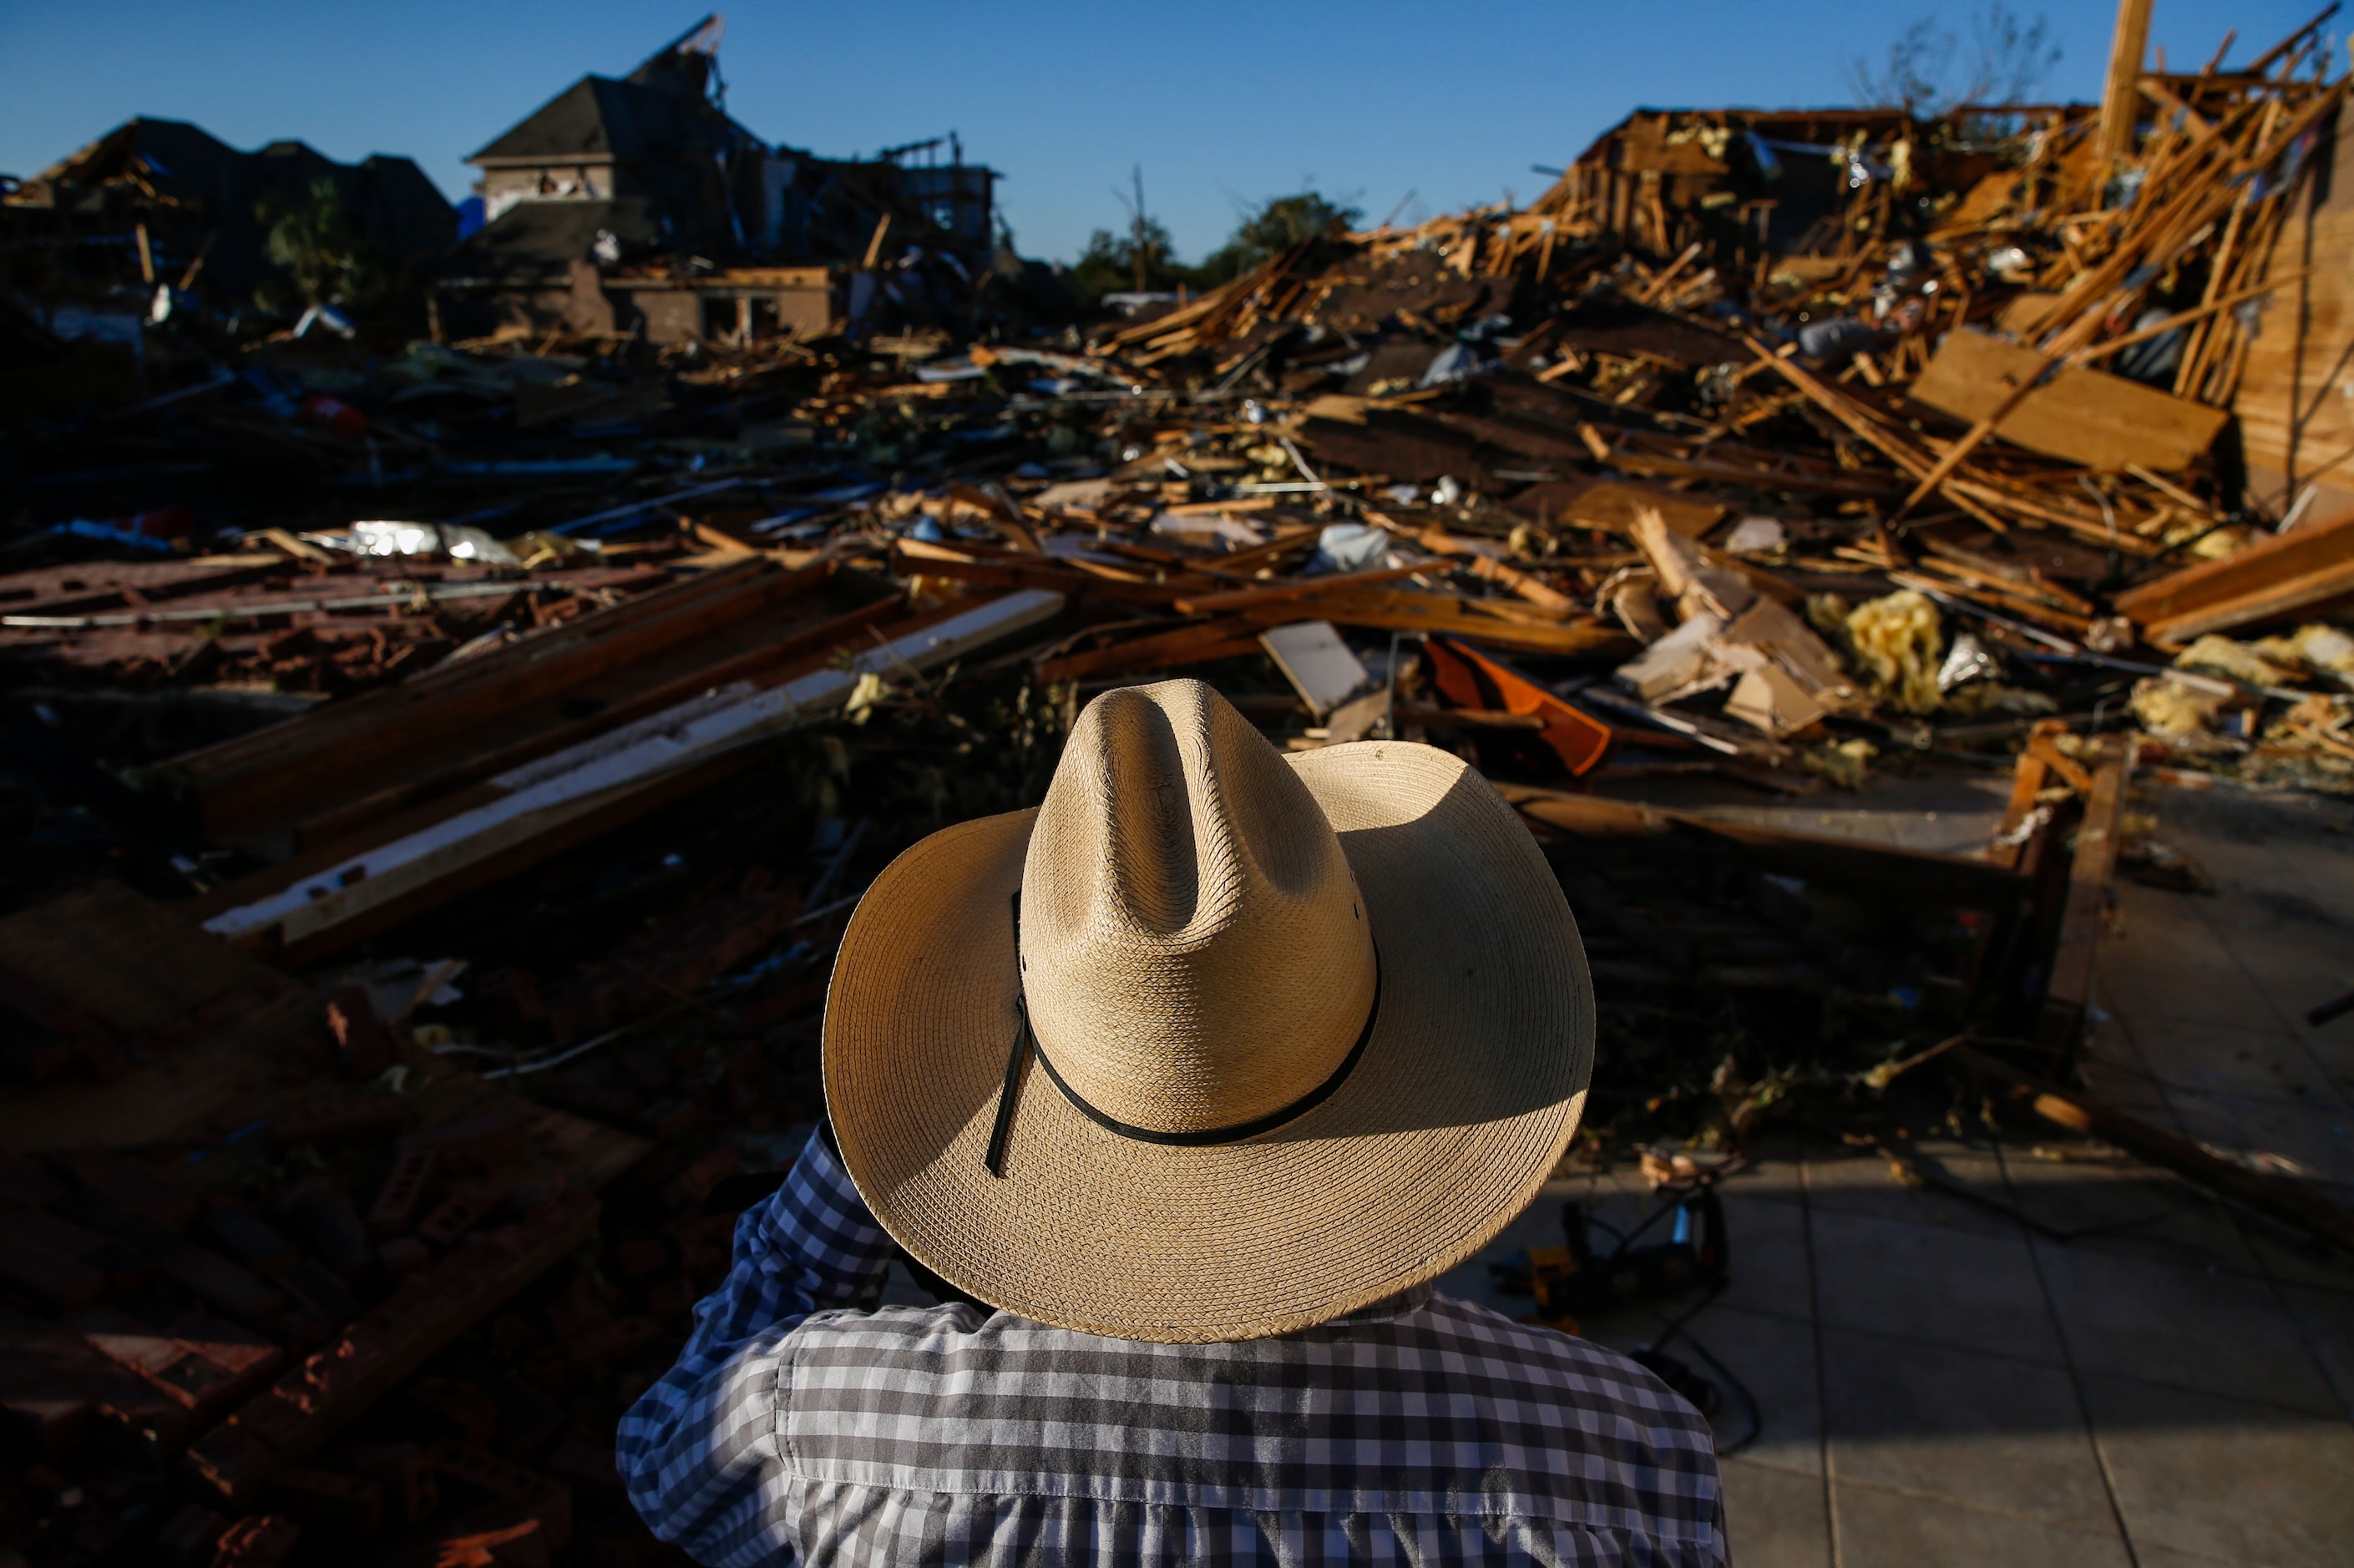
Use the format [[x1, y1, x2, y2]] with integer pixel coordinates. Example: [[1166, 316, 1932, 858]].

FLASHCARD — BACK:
[[1962, 3, 2063, 104], [1850, 3, 2061, 116]]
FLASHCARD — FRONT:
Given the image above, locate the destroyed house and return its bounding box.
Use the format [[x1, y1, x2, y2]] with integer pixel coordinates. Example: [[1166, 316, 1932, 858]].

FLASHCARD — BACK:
[[2, 117, 453, 303], [1531, 89, 2354, 527], [465, 17, 775, 255], [1539, 105, 2018, 258], [438, 16, 998, 345]]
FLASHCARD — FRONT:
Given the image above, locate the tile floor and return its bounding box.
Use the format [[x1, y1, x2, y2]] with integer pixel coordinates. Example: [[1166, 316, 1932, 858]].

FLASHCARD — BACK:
[[1439, 776, 2354, 1566]]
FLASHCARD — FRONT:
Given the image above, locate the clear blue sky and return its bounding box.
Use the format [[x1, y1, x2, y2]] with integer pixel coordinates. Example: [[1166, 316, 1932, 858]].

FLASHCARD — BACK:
[[0, 3, 2334, 263]]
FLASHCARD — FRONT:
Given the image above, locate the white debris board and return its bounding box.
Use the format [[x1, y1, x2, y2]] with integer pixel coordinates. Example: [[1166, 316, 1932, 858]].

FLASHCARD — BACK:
[[1258, 620, 1373, 719]]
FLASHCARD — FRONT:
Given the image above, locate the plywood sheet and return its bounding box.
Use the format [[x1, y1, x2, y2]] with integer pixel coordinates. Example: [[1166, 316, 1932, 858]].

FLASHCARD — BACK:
[[1910, 328, 2228, 472], [2231, 104, 2354, 494]]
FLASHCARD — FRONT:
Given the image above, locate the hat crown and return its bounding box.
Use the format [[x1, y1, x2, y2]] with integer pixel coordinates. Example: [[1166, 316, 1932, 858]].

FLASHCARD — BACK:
[[1020, 680, 1378, 1134]]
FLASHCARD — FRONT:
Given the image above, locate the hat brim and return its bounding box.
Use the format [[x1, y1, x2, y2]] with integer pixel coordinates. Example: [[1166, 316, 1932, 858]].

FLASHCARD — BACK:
[[823, 740, 1594, 1343]]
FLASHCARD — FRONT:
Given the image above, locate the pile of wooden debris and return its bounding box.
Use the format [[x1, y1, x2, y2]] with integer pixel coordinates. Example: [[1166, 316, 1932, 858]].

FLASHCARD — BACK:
[[4, 10, 2354, 1567]]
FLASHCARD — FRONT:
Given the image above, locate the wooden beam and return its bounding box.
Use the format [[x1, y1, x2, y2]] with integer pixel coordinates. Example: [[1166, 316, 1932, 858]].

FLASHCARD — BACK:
[[1171, 561, 1432, 615], [2102, 0, 2158, 159], [2071, 271, 2307, 365], [1954, 1044, 2354, 1255], [191, 591, 1067, 961], [1986, 742, 2054, 875], [1034, 617, 1268, 682], [2038, 736, 2129, 1050], [892, 540, 1187, 607], [1364, 512, 1577, 612], [2114, 506, 2354, 639], [1229, 588, 1628, 658], [1499, 783, 2029, 909]]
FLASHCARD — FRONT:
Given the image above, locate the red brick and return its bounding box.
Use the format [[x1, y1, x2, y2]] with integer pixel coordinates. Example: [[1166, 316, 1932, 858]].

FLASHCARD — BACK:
[[189, 1191, 600, 1504], [210, 1513, 301, 1568], [396, 1111, 528, 1175]]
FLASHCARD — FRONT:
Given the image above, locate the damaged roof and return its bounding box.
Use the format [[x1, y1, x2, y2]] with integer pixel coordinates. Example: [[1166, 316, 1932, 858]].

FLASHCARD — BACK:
[[468, 74, 765, 164], [467, 18, 767, 167], [8, 116, 453, 297]]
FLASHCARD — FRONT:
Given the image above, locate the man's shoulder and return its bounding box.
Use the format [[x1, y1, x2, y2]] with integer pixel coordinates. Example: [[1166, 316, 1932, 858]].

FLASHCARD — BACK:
[[1414, 1293, 1682, 1379], [774, 1292, 1719, 1552], [1368, 1294, 1709, 1429], [784, 1293, 1703, 1428]]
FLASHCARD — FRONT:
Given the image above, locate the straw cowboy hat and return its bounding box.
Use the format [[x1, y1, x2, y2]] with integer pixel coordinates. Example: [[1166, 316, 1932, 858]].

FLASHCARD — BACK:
[[823, 678, 1593, 1343]]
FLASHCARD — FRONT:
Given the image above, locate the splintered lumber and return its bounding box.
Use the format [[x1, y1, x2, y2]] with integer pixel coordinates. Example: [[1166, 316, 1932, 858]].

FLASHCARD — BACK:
[[893, 539, 1189, 607], [1365, 513, 1577, 610], [1224, 584, 1628, 657], [1508, 478, 1727, 539], [0, 554, 290, 618], [1909, 329, 2231, 473], [2073, 272, 2307, 367], [190, 589, 1066, 963], [1953, 1044, 2354, 1255], [1034, 616, 1267, 683], [2038, 735, 2129, 1049], [1986, 728, 2059, 875], [1424, 636, 1611, 774], [2113, 505, 2354, 642], [1498, 783, 2030, 909], [1198, 524, 1322, 575], [158, 559, 905, 857], [1598, 444, 1903, 501], [1171, 562, 1432, 615]]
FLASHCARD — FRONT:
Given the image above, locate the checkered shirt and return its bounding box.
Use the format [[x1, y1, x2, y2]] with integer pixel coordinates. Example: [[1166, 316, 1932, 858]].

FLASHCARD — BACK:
[[618, 1130, 1725, 1566]]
